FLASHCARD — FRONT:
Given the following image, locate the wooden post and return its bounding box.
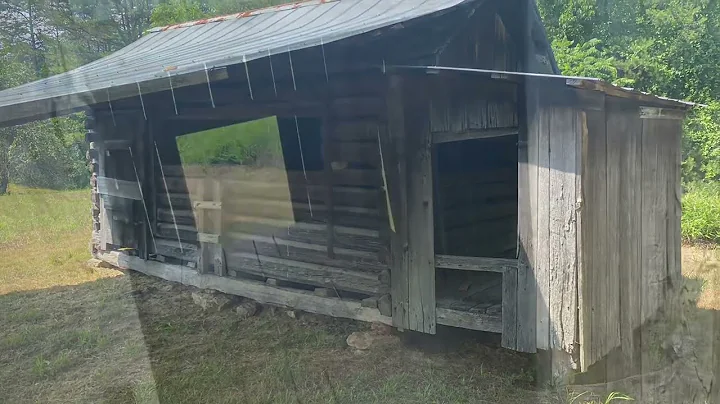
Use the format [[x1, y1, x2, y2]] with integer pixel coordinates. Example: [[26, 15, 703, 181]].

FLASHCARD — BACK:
[[197, 177, 224, 275], [386, 74, 436, 334]]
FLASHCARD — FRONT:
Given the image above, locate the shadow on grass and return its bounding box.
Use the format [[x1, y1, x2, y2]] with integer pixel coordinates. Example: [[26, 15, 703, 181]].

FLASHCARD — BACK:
[[0, 270, 543, 404]]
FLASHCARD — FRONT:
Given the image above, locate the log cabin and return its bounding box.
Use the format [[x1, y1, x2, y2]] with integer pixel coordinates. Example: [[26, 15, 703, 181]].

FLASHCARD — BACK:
[[0, 0, 694, 379]]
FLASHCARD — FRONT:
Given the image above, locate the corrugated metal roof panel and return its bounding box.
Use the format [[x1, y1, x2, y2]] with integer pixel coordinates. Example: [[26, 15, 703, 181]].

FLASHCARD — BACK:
[[0, 0, 474, 123]]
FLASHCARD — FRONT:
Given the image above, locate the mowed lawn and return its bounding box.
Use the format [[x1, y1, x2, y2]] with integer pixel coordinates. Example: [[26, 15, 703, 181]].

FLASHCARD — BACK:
[[0, 185, 544, 403]]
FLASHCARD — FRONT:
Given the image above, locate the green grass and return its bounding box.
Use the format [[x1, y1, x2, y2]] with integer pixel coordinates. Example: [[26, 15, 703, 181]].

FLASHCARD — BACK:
[[176, 117, 283, 167], [2, 185, 710, 403], [0, 184, 90, 247], [682, 181, 720, 243]]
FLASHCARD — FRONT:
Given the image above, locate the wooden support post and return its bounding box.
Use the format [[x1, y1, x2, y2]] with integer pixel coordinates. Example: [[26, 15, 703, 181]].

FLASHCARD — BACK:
[[197, 178, 224, 275], [386, 74, 436, 334], [386, 75, 410, 331], [502, 266, 518, 349]]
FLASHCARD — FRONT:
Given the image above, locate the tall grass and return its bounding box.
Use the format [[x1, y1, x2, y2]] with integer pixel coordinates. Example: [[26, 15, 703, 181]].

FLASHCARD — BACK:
[[0, 185, 90, 247], [682, 181, 720, 243], [176, 117, 282, 167]]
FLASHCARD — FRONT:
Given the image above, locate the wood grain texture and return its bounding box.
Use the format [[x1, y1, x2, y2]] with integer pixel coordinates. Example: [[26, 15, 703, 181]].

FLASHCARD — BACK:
[[100, 252, 392, 325], [502, 267, 518, 349], [435, 308, 502, 334], [640, 118, 668, 324], [435, 255, 516, 273], [386, 75, 410, 330], [611, 105, 642, 379], [225, 252, 388, 295], [516, 85, 538, 353], [97, 176, 143, 200], [547, 107, 578, 355], [404, 77, 436, 334], [604, 106, 625, 365], [536, 104, 551, 350], [579, 109, 608, 370]]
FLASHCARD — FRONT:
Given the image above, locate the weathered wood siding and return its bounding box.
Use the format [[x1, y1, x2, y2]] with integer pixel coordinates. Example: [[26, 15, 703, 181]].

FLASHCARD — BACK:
[[149, 79, 391, 297], [519, 81, 585, 359], [385, 75, 436, 334], [578, 98, 684, 375]]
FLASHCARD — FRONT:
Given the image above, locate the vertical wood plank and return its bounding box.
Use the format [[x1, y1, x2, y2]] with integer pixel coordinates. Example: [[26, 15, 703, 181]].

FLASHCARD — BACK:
[[386, 75, 410, 330], [575, 111, 586, 369], [405, 76, 436, 334], [605, 106, 625, 371], [613, 105, 643, 379], [536, 105, 551, 351], [640, 118, 669, 404], [432, 146, 447, 255], [580, 109, 608, 370], [517, 82, 537, 353], [548, 107, 578, 355], [640, 118, 668, 324], [502, 267, 518, 349]]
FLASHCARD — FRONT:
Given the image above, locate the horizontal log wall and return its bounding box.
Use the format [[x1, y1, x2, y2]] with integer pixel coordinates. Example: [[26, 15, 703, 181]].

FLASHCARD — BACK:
[[150, 83, 391, 298]]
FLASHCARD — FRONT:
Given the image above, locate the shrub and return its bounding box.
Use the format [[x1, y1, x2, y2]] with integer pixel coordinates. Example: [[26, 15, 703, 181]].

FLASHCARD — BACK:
[[682, 181, 720, 243]]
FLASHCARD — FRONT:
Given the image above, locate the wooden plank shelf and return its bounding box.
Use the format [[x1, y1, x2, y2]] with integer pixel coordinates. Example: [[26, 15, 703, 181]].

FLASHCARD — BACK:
[[435, 254, 517, 273]]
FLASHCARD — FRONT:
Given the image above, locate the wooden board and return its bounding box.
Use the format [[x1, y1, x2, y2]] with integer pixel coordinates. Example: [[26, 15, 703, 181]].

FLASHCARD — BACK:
[[386, 75, 410, 331], [536, 104, 551, 350], [404, 77, 436, 334], [640, 118, 668, 324], [604, 106, 624, 366], [435, 308, 502, 334], [516, 85, 538, 353], [435, 255, 516, 273], [97, 176, 143, 200], [100, 251, 391, 325], [502, 267, 518, 349], [432, 127, 519, 144], [225, 252, 388, 295], [547, 107, 579, 355], [580, 109, 608, 370], [608, 105, 642, 379]]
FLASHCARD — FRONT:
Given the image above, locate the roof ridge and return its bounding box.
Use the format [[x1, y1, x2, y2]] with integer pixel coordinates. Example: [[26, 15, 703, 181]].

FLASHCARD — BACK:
[[147, 0, 338, 33]]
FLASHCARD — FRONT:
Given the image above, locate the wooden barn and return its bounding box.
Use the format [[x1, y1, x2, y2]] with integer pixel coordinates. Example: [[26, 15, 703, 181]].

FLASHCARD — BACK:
[[0, 0, 693, 378]]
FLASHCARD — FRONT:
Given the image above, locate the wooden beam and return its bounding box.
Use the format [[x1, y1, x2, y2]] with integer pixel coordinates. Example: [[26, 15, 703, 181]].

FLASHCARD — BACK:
[[639, 106, 686, 120], [405, 75, 436, 334], [386, 74, 410, 331], [501, 266, 518, 349], [97, 176, 143, 201], [99, 251, 391, 325], [226, 252, 388, 295], [432, 127, 519, 144], [436, 308, 502, 334], [435, 254, 516, 273]]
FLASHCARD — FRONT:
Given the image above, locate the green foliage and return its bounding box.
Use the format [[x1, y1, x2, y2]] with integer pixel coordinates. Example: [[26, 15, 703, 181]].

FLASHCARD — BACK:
[[150, 0, 207, 27], [551, 38, 633, 86], [540, 0, 720, 243], [176, 117, 283, 167], [684, 101, 720, 181], [682, 182, 720, 242]]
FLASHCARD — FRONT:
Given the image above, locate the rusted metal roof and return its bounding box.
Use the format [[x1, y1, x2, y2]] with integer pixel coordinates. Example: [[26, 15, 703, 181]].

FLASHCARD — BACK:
[[0, 0, 480, 125]]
